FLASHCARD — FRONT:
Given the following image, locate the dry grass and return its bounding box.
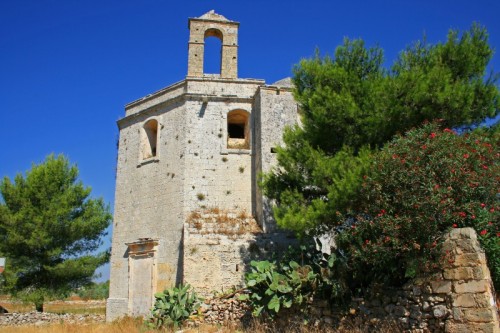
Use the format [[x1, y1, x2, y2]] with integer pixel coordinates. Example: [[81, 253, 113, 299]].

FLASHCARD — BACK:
[[0, 316, 143, 333], [0, 300, 106, 315], [0, 317, 402, 333]]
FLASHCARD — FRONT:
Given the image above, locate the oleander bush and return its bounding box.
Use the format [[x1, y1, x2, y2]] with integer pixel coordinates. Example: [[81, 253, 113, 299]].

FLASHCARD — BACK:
[[335, 123, 499, 289]]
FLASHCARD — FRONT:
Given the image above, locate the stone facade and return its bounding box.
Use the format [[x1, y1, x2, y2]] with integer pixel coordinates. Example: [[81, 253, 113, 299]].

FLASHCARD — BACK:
[[106, 11, 298, 321]]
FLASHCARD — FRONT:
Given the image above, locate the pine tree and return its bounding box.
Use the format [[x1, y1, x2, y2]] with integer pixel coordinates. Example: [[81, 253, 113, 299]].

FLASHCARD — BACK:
[[0, 154, 111, 311], [262, 24, 499, 235]]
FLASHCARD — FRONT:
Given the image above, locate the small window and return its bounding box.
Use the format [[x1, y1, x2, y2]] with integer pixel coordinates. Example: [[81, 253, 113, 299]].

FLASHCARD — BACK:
[[141, 119, 158, 160], [227, 110, 249, 149]]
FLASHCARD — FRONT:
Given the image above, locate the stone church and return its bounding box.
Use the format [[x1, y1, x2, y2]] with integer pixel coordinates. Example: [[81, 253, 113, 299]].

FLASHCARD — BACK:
[[106, 11, 298, 321]]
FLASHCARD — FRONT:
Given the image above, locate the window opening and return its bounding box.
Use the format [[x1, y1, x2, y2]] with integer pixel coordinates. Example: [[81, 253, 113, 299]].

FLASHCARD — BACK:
[[142, 119, 158, 160], [203, 29, 223, 75], [228, 123, 244, 138], [227, 110, 249, 150]]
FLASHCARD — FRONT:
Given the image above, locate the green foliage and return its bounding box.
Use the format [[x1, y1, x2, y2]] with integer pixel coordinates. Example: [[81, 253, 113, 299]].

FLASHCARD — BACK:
[[262, 24, 499, 235], [240, 260, 317, 318], [147, 284, 201, 329], [335, 123, 499, 289], [0, 154, 112, 311], [76, 281, 109, 300], [240, 241, 350, 318]]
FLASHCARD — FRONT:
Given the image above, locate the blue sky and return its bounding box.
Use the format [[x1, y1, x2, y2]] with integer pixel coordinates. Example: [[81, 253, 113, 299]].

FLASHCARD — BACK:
[[1, 1, 499, 281]]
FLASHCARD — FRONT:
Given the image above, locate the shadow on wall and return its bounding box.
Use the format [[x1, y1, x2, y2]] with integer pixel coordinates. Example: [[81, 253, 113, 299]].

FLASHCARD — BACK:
[[238, 232, 298, 274], [176, 228, 184, 286]]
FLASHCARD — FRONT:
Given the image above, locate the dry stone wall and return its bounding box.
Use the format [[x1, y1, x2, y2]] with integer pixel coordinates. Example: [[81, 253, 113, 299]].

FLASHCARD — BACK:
[[336, 228, 499, 333], [186, 228, 498, 333], [0, 312, 104, 326]]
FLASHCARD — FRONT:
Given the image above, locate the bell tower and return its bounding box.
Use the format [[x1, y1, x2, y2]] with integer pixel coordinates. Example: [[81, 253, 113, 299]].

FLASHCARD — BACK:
[[187, 10, 239, 79]]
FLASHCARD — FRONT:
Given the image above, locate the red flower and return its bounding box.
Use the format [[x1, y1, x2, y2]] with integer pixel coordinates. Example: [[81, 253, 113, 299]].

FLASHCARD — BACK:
[[444, 128, 454, 133], [482, 165, 488, 170], [497, 232, 500, 237], [429, 133, 436, 139], [480, 229, 487, 236], [452, 224, 458, 228], [421, 145, 427, 149], [463, 153, 469, 159], [458, 212, 466, 218], [471, 215, 475, 219], [365, 240, 370, 244], [481, 203, 486, 208]]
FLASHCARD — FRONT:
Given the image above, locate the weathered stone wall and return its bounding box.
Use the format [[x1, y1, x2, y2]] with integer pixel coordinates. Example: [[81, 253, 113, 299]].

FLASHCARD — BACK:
[[188, 228, 498, 333], [187, 11, 239, 79], [253, 82, 298, 232], [441, 228, 499, 332], [337, 228, 499, 333], [181, 79, 262, 215], [0, 312, 105, 326], [183, 210, 297, 295], [107, 97, 187, 320], [108, 10, 299, 321]]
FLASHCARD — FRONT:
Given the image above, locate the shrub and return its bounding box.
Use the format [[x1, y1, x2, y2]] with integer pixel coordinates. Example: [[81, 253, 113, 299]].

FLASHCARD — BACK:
[[240, 241, 350, 318], [76, 281, 109, 300], [147, 284, 201, 329], [240, 260, 317, 318], [336, 122, 499, 289]]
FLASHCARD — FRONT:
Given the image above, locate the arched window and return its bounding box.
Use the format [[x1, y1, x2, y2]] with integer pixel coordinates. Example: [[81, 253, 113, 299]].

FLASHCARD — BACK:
[[141, 119, 158, 160], [203, 28, 223, 75], [227, 110, 250, 149]]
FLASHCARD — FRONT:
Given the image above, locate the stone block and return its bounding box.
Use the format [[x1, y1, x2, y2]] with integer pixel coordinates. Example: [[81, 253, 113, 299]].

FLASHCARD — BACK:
[[432, 305, 449, 319], [452, 308, 463, 320], [474, 292, 495, 308], [410, 309, 423, 319], [444, 267, 474, 280], [453, 280, 489, 293], [431, 280, 452, 294], [452, 293, 476, 307], [450, 227, 477, 240], [453, 253, 484, 267], [463, 308, 496, 323], [472, 264, 491, 280], [422, 301, 431, 311], [455, 239, 479, 253], [398, 317, 410, 328], [445, 321, 499, 333], [394, 305, 410, 317]]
